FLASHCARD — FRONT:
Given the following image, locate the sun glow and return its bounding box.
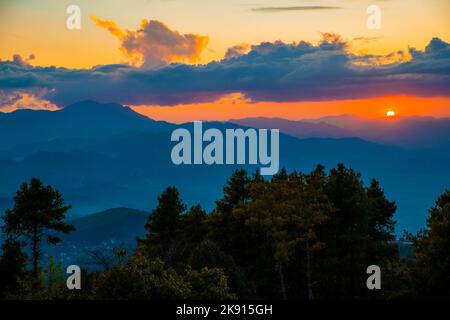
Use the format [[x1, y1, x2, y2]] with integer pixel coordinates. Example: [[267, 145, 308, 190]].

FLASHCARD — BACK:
[[386, 110, 396, 117]]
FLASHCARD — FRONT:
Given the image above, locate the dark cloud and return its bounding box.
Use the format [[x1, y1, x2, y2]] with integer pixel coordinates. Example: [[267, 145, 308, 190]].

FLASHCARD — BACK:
[[0, 37, 449, 107]]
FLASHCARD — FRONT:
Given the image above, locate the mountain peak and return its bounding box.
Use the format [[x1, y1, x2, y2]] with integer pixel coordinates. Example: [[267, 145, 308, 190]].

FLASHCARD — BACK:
[[62, 100, 130, 113], [0, 100, 175, 150]]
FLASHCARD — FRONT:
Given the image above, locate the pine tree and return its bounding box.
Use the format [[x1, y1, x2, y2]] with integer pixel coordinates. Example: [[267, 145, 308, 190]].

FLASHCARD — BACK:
[[366, 178, 398, 277], [366, 179, 396, 242], [139, 187, 186, 263], [215, 169, 251, 214], [408, 189, 450, 298], [210, 169, 253, 263], [320, 164, 370, 298], [300, 165, 334, 300], [2, 178, 74, 277], [180, 205, 207, 250], [235, 167, 333, 300]]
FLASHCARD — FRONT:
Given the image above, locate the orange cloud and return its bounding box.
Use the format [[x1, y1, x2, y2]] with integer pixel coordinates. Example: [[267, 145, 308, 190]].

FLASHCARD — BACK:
[[91, 17, 209, 68], [319, 32, 346, 49], [90, 16, 125, 40], [224, 43, 251, 59], [0, 90, 59, 113]]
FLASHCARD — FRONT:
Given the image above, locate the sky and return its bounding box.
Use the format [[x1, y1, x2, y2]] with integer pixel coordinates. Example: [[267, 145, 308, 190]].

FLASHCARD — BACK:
[[0, 0, 449, 120]]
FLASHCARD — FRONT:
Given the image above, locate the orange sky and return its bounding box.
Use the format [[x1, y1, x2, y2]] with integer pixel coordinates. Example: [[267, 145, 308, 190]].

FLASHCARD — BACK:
[[131, 93, 450, 123], [1, 0, 449, 68], [1, 1, 449, 120]]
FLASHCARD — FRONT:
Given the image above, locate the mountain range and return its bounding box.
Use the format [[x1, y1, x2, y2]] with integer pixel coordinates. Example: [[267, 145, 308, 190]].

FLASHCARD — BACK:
[[1, 101, 450, 234], [63, 207, 148, 246], [231, 115, 450, 147]]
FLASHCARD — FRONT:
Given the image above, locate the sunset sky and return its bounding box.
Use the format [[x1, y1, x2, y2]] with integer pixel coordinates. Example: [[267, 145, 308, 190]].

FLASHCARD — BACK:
[[1, 0, 449, 121]]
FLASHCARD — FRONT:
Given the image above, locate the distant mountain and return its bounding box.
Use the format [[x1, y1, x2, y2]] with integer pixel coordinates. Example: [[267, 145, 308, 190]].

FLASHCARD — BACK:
[[305, 114, 370, 129], [63, 207, 148, 246], [305, 115, 450, 147], [0, 100, 175, 150], [41, 207, 148, 269], [230, 117, 354, 139], [1, 129, 449, 233], [1, 102, 450, 233], [230, 115, 450, 148]]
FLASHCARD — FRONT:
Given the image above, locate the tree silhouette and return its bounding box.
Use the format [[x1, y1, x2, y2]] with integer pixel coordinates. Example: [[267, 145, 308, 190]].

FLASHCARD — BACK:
[[407, 189, 450, 298], [234, 167, 333, 300], [0, 239, 28, 298], [210, 169, 255, 268], [139, 186, 186, 264], [2, 178, 74, 277]]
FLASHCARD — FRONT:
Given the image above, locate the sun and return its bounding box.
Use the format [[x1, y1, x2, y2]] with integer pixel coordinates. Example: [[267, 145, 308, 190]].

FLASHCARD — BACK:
[[386, 110, 396, 117]]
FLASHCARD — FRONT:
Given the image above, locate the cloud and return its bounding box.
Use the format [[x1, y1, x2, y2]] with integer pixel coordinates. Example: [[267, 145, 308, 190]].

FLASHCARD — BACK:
[[91, 17, 209, 68], [252, 6, 341, 12], [91, 16, 125, 40], [224, 43, 251, 59], [1, 53, 36, 68], [0, 89, 59, 112], [0, 36, 449, 108]]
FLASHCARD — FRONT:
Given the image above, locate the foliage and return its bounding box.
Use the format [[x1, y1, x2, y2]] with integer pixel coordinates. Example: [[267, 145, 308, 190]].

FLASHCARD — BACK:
[[2, 178, 74, 277], [0, 239, 28, 299], [91, 253, 234, 300], [138, 187, 186, 264], [1, 168, 449, 300], [407, 189, 450, 299]]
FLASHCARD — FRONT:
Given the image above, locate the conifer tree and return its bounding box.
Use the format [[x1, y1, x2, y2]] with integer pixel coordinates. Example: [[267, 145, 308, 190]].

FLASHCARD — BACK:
[[140, 187, 186, 263], [2, 178, 74, 277]]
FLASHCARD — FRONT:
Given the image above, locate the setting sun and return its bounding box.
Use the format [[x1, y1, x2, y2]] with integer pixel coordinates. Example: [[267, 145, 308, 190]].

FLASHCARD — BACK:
[[387, 110, 396, 117]]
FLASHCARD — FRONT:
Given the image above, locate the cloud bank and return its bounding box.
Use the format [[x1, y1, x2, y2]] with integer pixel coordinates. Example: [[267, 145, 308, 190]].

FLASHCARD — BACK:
[[0, 35, 449, 109]]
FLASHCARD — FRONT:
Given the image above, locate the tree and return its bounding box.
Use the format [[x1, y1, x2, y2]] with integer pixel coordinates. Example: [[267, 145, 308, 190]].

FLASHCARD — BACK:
[[185, 266, 237, 300], [83, 246, 128, 271], [209, 169, 263, 269], [216, 169, 251, 214], [366, 179, 398, 267], [181, 205, 207, 247], [189, 240, 251, 298], [407, 189, 450, 298], [92, 253, 235, 300], [177, 205, 208, 263], [92, 254, 191, 300], [0, 239, 28, 299], [316, 164, 398, 299], [41, 256, 65, 299], [233, 167, 333, 300], [296, 165, 333, 300], [139, 187, 186, 264], [318, 164, 369, 298], [2, 178, 74, 277], [366, 179, 396, 242]]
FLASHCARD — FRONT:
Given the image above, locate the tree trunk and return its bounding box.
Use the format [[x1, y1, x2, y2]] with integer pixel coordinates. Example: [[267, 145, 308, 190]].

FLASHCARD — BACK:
[[305, 237, 314, 300], [278, 264, 288, 300]]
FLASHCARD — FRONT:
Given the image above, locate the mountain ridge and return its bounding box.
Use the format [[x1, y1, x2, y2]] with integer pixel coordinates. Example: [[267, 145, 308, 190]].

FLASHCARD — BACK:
[[230, 115, 450, 147], [2, 101, 450, 233], [0, 100, 175, 150]]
